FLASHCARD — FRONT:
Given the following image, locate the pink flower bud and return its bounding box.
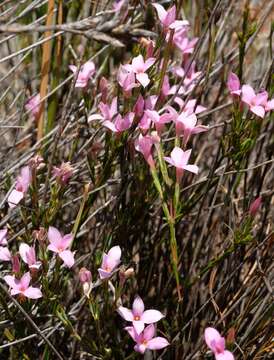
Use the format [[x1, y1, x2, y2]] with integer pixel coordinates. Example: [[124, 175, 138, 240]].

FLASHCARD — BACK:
[[12, 255, 20, 274], [79, 267, 92, 284], [249, 197, 262, 217]]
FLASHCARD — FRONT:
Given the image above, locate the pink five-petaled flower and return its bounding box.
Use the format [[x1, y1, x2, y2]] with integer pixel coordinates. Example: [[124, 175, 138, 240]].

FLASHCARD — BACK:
[[117, 65, 139, 96], [25, 94, 40, 120], [8, 166, 31, 208], [4, 272, 42, 299], [118, 295, 165, 335], [135, 133, 159, 169], [241, 85, 267, 118], [69, 61, 95, 88], [164, 147, 199, 182], [152, 3, 177, 30], [103, 112, 134, 134], [125, 324, 169, 354], [88, 97, 118, 123], [126, 55, 156, 88], [19, 243, 41, 270], [47, 226, 75, 268], [227, 72, 241, 96], [172, 111, 208, 145], [98, 245, 121, 280], [204, 327, 234, 360]]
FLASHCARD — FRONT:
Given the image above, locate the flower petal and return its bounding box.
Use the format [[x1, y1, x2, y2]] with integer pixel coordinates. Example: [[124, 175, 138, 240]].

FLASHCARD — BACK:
[[204, 327, 222, 352], [141, 310, 164, 324], [48, 226, 63, 248], [215, 350, 235, 360], [0, 247, 11, 261], [98, 268, 111, 279], [133, 320, 145, 335], [8, 190, 24, 208], [59, 250, 75, 268], [19, 243, 30, 264], [117, 306, 134, 321], [147, 337, 170, 350], [24, 286, 43, 299], [132, 296, 145, 316], [250, 105, 265, 118], [136, 73, 150, 88]]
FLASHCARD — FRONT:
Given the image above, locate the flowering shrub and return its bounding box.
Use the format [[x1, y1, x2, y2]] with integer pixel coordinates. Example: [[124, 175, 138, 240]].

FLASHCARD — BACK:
[[0, 0, 273, 359]]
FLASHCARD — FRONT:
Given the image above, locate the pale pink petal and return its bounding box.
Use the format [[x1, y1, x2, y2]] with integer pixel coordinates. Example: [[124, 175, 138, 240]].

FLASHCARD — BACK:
[[144, 58, 156, 71], [0, 247, 11, 261], [125, 326, 138, 342], [215, 350, 235, 360], [143, 324, 156, 341], [133, 320, 145, 335], [165, 5, 176, 27], [241, 84, 255, 105], [227, 72, 240, 93], [4, 275, 18, 289], [107, 246, 121, 261], [163, 156, 175, 167], [265, 99, 274, 111], [59, 250, 75, 268], [147, 337, 170, 350], [191, 125, 209, 134], [103, 120, 118, 132], [98, 268, 112, 279], [171, 147, 191, 167], [250, 105, 265, 118], [145, 110, 160, 124], [141, 310, 165, 324], [136, 73, 150, 88], [134, 343, 146, 354], [60, 234, 73, 250], [24, 286, 43, 299], [20, 272, 31, 289], [132, 296, 145, 316], [204, 327, 222, 352], [152, 3, 167, 23], [81, 61, 95, 77], [69, 65, 77, 73], [11, 289, 21, 296], [48, 226, 63, 248], [254, 91, 268, 106], [132, 55, 145, 73], [88, 114, 103, 122], [47, 243, 59, 253], [19, 243, 30, 264], [0, 229, 8, 245], [117, 306, 134, 321], [8, 190, 24, 208], [183, 164, 199, 174]]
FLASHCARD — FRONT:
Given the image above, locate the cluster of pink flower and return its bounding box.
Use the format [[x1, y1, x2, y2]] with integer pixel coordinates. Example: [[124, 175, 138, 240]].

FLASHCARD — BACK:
[[227, 72, 274, 118]]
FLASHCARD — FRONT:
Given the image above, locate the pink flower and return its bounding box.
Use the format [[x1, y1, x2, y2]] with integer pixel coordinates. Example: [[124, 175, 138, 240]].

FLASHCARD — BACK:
[[88, 97, 118, 123], [0, 228, 8, 246], [144, 109, 172, 135], [127, 55, 156, 88], [118, 295, 164, 335], [133, 95, 145, 117], [25, 94, 40, 120], [19, 243, 41, 270], [170, 110, 208, 144], [164, 147, 199, 182], [227, 72, 241, 96], [69, 61, 95, 88], [138, 96, 158, 132], [152, 4, 177, 30], [98, 245, 121, 279], [4, 272, 42, 299], [135, 133, 159, 168], [103, 112, 134, 134], [79, 267, 92, 297], [52, 162, 74, 185], [249, 197, 262, 217], [204, 327, 234, 360], [172, 61, 202, 92], [241, 85, 267, 118], [0, 247, 11, 262], [173, 33, 198, 54], [8, 166, 31, 208], [264, 98, 274, 112], [47, 226, 75, 268], [117, 65, 139, 96], [125, 324, 169, 354]]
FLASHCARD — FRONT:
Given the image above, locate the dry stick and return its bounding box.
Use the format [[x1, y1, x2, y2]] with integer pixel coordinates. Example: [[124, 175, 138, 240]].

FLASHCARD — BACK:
[[0, 282, 64, 360], [37, 0, 55, 141]]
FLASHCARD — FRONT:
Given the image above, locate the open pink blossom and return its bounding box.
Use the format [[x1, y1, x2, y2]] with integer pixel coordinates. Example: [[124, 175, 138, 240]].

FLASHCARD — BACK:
[[117, 65, 139, 96], [52, 162, 74, 185], [98, 245, 121, 279], [69, 61, 95, 88], [19, 243, 41, 270], [8, 166, 31, 208], [135, 133, 160, 168], [204, 327, 234, 360], [118, 295, 164, 335], [152, 4, 177, 30], [144, 109, 172, 135], [0, 229, 8, 246], [164, 147, 198, 182], [241, 85, 266, 118], [25, 94, 40, 120], [125, 324, 169, 354], [103, 112, 134, 134], [172, 61, 202, 93], [88, 98, 118, 123], [4, 272, 42, 299], [138, 96, 158, 132], [171, 111, 208, 144], [47, 226, 75, 268], [227, 72, 241, 96], [173, 98, 207, 115], [0, 247, 11, 262], [173, 33, 198, 54], [126, 55, 156, 88]]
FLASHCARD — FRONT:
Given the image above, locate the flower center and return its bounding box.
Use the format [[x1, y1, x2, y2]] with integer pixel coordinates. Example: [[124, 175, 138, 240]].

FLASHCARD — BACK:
[[134, 315, 140, 321]]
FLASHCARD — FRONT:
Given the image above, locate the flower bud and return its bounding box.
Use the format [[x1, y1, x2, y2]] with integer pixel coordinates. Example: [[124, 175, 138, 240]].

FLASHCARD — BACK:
[[79, 267, 92, 284], [12, 255, 20, 274], [249, 197, 262, 217]]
